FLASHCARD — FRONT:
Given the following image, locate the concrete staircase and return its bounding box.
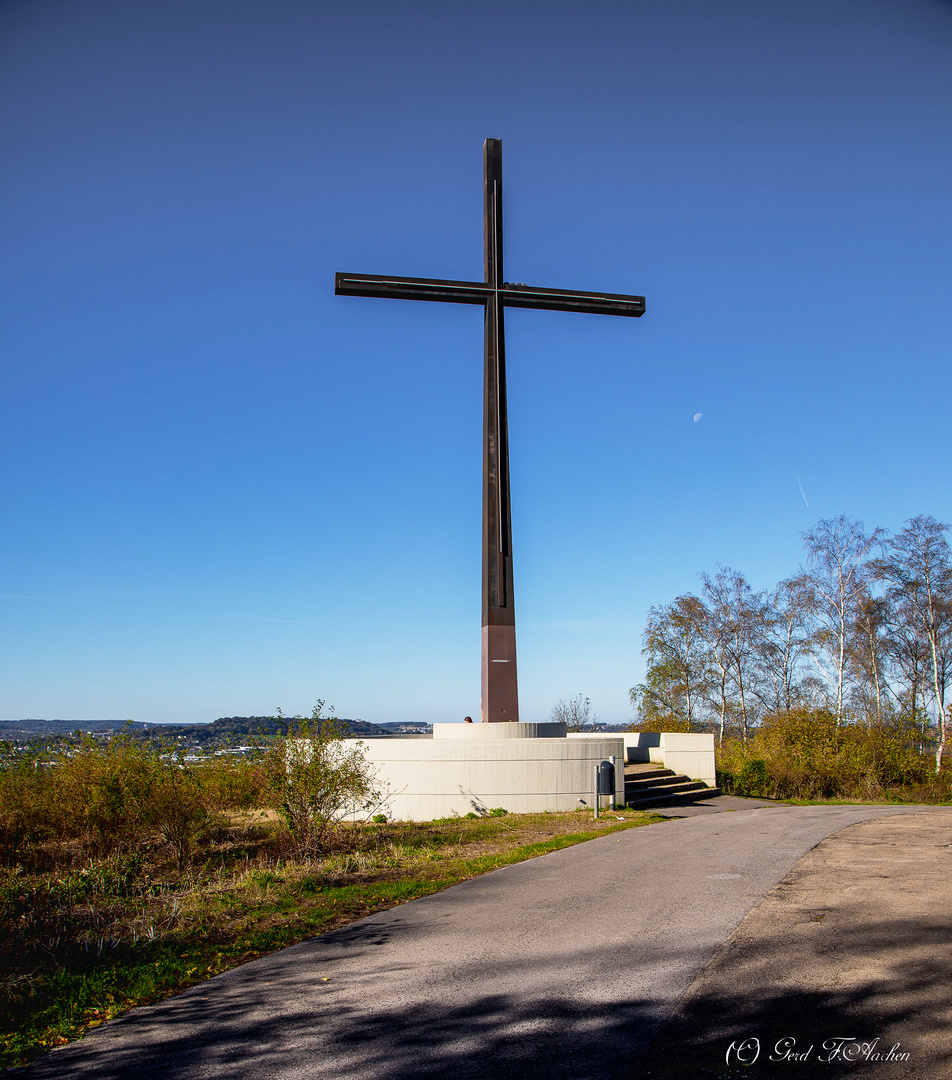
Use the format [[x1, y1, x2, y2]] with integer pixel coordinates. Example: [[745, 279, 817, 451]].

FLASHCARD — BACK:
[[624, 762, 720, 808]]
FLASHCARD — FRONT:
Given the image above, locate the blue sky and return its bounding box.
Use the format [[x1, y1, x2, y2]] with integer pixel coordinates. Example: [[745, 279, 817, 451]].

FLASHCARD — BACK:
[[3, 0, 952, 725]]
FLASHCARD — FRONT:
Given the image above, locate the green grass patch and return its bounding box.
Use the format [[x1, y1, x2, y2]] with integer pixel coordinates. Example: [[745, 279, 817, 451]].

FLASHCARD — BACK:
[[778, 796, 937, 806]]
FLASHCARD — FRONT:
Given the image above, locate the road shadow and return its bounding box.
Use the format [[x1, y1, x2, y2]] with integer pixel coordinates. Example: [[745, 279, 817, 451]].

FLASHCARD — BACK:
[[18, 987, 662, 1080], [630, 914, 952, 1080], [18, 915, 676, 1080]]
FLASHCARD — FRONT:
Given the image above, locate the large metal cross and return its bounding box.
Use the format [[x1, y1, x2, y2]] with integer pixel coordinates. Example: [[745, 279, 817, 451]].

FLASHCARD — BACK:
[[336, 138, 644, 723]]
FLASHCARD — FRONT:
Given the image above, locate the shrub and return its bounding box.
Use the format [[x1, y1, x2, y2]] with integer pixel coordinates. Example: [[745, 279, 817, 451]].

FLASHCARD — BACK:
[[0, 708, 388, 873], [716, 708, 952, 801], [0, 741, 53, 864], [626, 715, 695, 734], [197, 754, 269, 813], [0, 732, 225, 870], [735, 759, 770, 798], [264, 704, 383, 857]]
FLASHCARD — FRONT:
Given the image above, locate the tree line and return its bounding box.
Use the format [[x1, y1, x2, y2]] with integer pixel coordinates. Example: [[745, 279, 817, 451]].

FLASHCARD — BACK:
[[630, 514, 951, 773]]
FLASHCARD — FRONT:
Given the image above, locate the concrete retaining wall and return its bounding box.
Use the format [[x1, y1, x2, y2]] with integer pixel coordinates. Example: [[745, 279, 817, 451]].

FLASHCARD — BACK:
[[342, 723, 625, 821], [567, 731, 716, 787], [628, 732, 716, 787]]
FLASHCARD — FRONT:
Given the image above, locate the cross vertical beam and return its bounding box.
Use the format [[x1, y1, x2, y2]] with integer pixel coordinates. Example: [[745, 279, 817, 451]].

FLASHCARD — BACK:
[[481, 138, 518, 722]]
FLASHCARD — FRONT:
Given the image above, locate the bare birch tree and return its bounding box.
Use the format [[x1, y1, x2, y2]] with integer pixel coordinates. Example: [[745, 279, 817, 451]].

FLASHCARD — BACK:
[[630, 596, 711, 730], [755, 573, 814, 714], [876, 516, 952, 772], [850, 591, 891, 726], [883, 596, 932, 738], [801, 516, 883, 728], [550, 693, 599, 731], [699, 566, 765, 743]]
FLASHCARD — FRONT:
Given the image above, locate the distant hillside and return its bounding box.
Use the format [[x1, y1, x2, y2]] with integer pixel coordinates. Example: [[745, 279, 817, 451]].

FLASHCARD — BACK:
[[0, 719, 152, 739], [0, 715, 390, 746], [149, 716, 391, 745]]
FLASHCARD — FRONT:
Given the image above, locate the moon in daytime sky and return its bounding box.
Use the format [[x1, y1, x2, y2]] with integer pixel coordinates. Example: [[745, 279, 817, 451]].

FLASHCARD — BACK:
[[693, 412, 703, 422]]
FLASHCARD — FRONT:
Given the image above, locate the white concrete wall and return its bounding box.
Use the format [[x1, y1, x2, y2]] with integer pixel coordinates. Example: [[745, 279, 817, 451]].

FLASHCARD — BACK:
[[435, 722, 568, 740], [342, 730, 625, 821], [615, 731, 716, 787], [622, 731, 660, 764], [657, 732, 716, 788]]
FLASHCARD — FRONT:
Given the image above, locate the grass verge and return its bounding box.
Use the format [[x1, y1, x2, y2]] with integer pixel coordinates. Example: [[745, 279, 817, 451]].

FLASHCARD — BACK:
[[1, 808, 664, 1067]]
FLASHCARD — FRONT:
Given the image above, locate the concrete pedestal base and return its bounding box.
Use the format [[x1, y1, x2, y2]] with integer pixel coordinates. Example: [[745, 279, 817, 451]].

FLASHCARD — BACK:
[[343, 722, 625, 821]]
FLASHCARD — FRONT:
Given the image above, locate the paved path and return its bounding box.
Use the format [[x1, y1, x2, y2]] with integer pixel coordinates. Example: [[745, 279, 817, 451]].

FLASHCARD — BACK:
[[18, 804, 941, 1080]]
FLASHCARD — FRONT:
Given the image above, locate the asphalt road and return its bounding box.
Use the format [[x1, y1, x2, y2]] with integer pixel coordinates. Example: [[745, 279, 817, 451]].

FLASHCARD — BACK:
[[17, 804, 937, 1080]]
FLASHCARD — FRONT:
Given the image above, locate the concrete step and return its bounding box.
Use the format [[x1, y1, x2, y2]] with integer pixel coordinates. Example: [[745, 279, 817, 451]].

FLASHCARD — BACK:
[[624, 767, 720, 808], [627, 782, 709, 800], [623, 766, 675, 782], [626, 785, 722, 808], [626, 773, 695, 790]]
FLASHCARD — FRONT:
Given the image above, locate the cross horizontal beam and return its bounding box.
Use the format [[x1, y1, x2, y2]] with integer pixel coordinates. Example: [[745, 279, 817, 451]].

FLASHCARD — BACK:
[[335, 272, 645, 318]]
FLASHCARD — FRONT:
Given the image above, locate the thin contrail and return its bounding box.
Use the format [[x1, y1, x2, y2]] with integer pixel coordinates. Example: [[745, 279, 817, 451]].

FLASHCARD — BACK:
[[797, 476, 810, 508]]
